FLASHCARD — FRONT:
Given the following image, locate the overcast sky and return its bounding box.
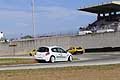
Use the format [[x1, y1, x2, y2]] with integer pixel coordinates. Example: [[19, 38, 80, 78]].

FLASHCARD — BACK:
[[0, 0, 112, 38]]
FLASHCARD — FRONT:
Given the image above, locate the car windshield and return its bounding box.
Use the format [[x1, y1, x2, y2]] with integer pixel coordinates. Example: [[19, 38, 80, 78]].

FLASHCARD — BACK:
[[37, 47, 49, 52], [77, 47, 82, 49]]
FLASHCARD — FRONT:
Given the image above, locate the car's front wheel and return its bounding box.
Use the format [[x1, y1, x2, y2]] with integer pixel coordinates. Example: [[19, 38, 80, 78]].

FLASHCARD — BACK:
[[49, 56, 55, 63], [68, 56, 73, 62]]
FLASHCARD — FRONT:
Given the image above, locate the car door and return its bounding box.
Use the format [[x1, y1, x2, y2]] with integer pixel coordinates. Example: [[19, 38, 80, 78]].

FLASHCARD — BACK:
[[57, 48, 68, 61], [51, 48, 62, 61]]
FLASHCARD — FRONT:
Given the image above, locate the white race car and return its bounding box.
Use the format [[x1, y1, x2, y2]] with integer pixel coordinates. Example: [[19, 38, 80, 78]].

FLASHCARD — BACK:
[[34, 46, 73, 63]]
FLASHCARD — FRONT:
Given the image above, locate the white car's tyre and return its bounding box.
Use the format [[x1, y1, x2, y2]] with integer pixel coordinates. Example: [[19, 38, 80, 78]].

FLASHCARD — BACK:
[[68, 56, 73, 62], [50, 56, 55, 63]]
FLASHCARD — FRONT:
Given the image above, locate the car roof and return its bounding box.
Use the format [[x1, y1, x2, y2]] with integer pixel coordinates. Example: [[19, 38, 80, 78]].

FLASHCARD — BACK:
[[70, 46, 82, 48], [38, 46, 63, 49]]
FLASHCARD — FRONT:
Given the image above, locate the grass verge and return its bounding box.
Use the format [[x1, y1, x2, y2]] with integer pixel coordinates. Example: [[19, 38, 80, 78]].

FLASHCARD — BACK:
[[0, 64, 120, 80], [0, 58, 37, 65]]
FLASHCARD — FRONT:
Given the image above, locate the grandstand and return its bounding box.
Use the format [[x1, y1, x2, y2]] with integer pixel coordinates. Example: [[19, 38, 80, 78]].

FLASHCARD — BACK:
[[79, 1, 120, 33]]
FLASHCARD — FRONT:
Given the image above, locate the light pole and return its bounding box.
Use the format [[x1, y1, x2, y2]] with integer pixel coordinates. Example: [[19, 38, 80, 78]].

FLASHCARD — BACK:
[[32, 0, 36, 48]]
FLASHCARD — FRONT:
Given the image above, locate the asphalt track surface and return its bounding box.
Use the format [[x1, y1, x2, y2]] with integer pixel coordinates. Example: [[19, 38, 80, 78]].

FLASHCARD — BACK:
[[0, 52, 120, 70]]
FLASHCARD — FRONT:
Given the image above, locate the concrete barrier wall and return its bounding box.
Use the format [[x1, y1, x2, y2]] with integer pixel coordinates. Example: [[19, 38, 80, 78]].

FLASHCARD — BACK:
[[0, 31, 120, 56]]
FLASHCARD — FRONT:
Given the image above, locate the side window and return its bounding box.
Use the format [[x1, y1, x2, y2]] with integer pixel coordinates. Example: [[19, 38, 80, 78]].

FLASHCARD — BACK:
[[57, 48, 66, 53], [77, 47, 82, 49], [51, 48, 58, 52]]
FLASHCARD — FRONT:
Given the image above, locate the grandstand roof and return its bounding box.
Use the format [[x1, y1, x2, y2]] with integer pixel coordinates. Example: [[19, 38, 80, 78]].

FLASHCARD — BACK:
[[79, 1, 120, 14]]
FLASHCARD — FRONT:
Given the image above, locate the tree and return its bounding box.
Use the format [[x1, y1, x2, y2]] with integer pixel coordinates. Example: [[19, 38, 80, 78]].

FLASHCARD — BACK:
[[21, 35, 33, 39]]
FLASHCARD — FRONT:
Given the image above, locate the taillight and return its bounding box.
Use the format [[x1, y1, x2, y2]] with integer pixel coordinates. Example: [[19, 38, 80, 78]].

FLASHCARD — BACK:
[[45, 52, 50, 56]]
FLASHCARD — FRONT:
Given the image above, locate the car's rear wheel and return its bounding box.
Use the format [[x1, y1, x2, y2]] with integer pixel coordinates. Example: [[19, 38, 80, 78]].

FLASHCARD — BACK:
[[49, 56, 55, 63], [68, 56, 72, 62]]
